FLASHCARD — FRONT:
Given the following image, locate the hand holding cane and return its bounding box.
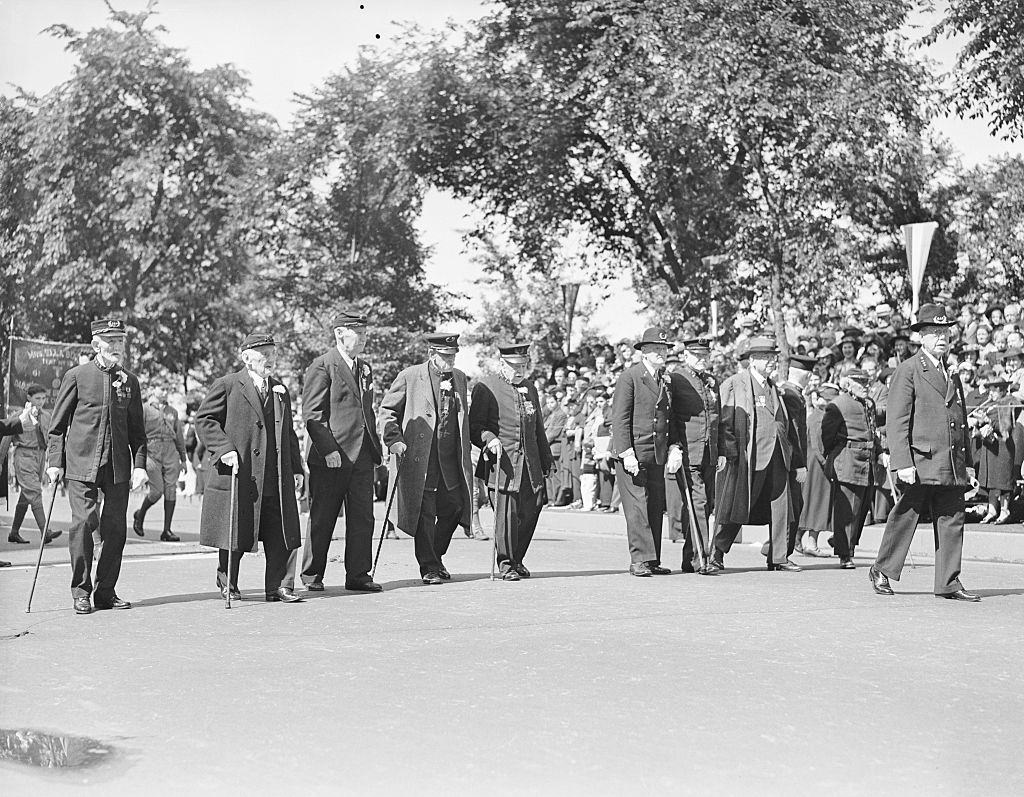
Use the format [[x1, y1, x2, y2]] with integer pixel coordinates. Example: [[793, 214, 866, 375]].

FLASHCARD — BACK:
[[26, 477, 60, 613], [371, 454, 403, 581], [678, 468, 713, 575], [488, 441, 502, 581], [225, 460, 238, 609]]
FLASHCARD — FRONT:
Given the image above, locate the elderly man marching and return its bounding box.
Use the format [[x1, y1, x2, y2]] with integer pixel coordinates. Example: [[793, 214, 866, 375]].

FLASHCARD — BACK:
[[301, 310, 383, 593], [821, 369, 881, 569], [712, 335, 806, 572], [378, 333, 473, 584], [611, 327, 679, 576], [133, 383, 187, 541], [196, 333, 305, 603], [869, 304, 980, 601], [46, 318, 149, 614], [469, 342, 554, 581]]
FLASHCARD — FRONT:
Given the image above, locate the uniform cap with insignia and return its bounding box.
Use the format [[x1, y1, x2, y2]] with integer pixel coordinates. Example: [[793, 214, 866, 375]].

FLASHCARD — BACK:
[[426, 331, 460, 353], [240, 332, 275, 350], [331, 309, 368, 328], [910, 303, 957, 331], [634, 326, 674, 350], [746, 335, 780, 355], [683, 336, 713, 353], [91, 318, 126, 336], [497, 341, 531, 363], [788, 354, 817, 371]]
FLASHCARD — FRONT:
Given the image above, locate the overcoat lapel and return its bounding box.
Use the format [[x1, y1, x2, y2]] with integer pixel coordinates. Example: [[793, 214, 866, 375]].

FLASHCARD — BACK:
[[638, 365, 660, 399], [917, 354, 948, 398], [329, 347, 360, 396], [237, 371, 262, 416]]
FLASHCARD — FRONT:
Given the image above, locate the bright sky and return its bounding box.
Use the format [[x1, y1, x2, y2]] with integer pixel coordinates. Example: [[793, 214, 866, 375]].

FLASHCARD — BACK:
[[2, 0, 1022, 344]]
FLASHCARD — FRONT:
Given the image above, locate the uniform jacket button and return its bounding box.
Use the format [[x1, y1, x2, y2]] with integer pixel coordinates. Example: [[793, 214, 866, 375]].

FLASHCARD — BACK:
[[254, 449, 260, 456]]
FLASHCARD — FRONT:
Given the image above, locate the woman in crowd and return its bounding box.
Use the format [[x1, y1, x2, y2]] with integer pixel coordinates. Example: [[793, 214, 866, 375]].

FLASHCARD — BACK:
[[970, 378, 1024, 524]]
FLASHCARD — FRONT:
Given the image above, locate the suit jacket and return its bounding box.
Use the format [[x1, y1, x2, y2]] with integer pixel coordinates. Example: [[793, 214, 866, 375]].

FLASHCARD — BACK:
[[715, 369, 803, 525], [196, 370, 303, 552], [46, 361, 147, 483], [821, 392, 879, 486], [779, 383, 808, 470], [378, 362, 473, 535], [303, 347, 382, 467], [886, 352, 972, 487], [610, 362, 674, 466], [544, 405, 567, 458], [469, 375, 553, 494], [669, 367, 720, 467]]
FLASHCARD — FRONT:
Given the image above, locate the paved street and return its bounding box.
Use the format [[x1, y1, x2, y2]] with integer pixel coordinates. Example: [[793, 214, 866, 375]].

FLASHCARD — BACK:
[[1, 496, 1023, 795]]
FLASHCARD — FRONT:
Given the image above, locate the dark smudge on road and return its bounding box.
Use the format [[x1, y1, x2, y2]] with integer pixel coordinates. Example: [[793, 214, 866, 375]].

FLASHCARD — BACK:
[[0, 728, 114, 770]]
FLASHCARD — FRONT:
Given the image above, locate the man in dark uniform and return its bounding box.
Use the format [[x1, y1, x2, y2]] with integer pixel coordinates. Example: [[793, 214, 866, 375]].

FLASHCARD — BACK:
[[713, 336, 806, 572], [5, 384, 60, 545], [469, 342, 553, 580], [821, 369, 880, 569], [870, 304, 980, 601], [378, 333, 473, 584], [46, 318, 149, 614], [1, 402, 41, 566], [133, 383, 187, 541], [666, 337, 722, 573], [611, 327, 678, 576], [778, 353, 813, 558], [196, 333, 304, 602], [301, 310, 383, 592]]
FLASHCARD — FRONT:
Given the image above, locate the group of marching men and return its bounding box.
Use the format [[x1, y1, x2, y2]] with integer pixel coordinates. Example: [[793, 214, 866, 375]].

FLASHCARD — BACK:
[[0, 301, 987, 612]]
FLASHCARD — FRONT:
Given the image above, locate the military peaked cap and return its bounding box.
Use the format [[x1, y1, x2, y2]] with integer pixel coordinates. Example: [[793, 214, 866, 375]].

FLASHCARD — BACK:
[[426, 332, 460, 352], [92, 318, 126, 335], [240, 332, 275, 350]]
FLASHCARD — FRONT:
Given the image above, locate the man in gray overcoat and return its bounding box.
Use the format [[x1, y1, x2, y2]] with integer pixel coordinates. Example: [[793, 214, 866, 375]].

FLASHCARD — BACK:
[[196, 333, 305, 603], [378, 333, 473, 584]]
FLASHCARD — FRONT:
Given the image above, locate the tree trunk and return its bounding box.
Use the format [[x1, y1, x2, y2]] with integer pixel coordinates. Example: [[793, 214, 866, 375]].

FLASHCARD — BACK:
[[769, 244, 790, 379]]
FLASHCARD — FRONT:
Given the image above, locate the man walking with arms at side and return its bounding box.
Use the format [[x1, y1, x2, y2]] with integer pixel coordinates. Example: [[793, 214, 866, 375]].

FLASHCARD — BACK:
[[46, 319, 148, 614], [133, 383, 187, 541], [869, 304, 980, 601], [301, 310, 383, 592], [378, 333, 473, 584]]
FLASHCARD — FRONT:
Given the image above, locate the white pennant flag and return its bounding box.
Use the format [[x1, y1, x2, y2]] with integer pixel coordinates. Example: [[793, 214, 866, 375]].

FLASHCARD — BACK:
[[902, 221, 938, 319]]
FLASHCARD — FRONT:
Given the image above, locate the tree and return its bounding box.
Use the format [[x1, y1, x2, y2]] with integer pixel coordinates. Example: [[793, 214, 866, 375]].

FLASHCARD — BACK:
[[0, 4, 274, 387], [931, 1, 1024, 140]]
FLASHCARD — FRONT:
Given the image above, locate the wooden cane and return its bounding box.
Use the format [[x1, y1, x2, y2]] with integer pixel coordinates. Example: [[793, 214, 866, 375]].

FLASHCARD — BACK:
[[489, 445, 502, 581], [371, 455, 403, 581], [225, 464, 238, 608], [26, 482, 60, 613]]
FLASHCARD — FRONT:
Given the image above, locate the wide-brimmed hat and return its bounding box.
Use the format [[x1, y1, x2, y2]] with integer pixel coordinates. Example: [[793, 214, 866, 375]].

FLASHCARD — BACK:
[[984, 378, 1011, 390], [746, 336, 779, 355], [634, 327, 673, 350], [1001, 347, 1023, 362], [910, 303, 957, 331]]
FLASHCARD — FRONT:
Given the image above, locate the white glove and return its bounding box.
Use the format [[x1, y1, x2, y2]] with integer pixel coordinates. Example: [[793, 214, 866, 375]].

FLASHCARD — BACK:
[[896, 466, 917, 485], [665, 447, 684, 475], [486, 437, 502, 457], [389, 441, 408, 457], [46, 466, 64, 485], [794, 467, 807, 484], [130, 468, 149, 491], [716, 455, 726, 473], [622, 452, 640, 476], [294, 474, 304, 492], [220, 451, 240, 472], [324, 451, 343, 468]]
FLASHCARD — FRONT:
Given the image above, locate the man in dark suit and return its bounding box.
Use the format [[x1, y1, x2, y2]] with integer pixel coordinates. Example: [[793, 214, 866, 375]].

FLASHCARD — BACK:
[[870, 304, 980, 601], [378, 333, 473, 584], [611, 327, 679, 576], [196, 333, 305, 603], [46, 318, 149, 614], [666, 337, 722, 574], [778, 353, 813, 557], [1, 401, 40, 567], [713, 335, 806, 572], [821, 369, 880, 569], [469, 342, 554, 580], [301, 310, 383, 592]]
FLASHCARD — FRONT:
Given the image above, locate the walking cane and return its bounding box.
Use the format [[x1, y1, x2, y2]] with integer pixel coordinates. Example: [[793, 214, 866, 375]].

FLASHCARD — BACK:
[[225, 463, 238, 609], [489, 448, 501, 581], [26, 481, 60, 613], [678, 468, 713, 575], [371, 455, 403, 581]]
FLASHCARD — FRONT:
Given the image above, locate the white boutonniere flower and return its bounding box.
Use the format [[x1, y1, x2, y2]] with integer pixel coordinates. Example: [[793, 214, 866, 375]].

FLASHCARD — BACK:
[[517, 386, 529, 395], [272, 384, 286, 395], [440, 378, 453, 391], [361, 363, 371, 379], [661, 373, 671, 387]]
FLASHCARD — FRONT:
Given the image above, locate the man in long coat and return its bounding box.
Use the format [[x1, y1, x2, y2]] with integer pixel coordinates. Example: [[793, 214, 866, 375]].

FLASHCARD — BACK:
[[196, 333, 304, 603], [46, 318, 149, 614], [301, 310, 383, 592], [821, 369, 880, 569], [469, 342, 554, 580], [611, 327, 679, 576], [378, 333, 473, 584], [870, 304, 980, 601], [1, 402, 40, 567], [778, 353, 813, 557], [712, 336, 806, 572]]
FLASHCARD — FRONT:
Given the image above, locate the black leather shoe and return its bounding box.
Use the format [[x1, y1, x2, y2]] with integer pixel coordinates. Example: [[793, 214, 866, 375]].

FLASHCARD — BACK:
[[839, 558, 856, 570], [501, 568, 521, 581], [74, 597, 92, 615], [696, 564, 718, 576], [94, 595, 132, 610], [629, 562, 653, 577], [869, 565, 894, 595], [266, 588, 303, 602], [160, 530, 180, 542], [937, 589, 981, 602], [438, 566, 451, 580], [345, 580, 383, 593], [709, 552, 725, 571], [220, 586, 242, 601], [44, 530, 62, 544], [514, 563, 531, 578], [648, 563, 671, 575], [422, 572, 443, 585], [7, 532, 29, 544], [767, 559, 802, 572], [133, 510, 145, 537], [680, 563, 696, 574], [304, 582, 325, 592]]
